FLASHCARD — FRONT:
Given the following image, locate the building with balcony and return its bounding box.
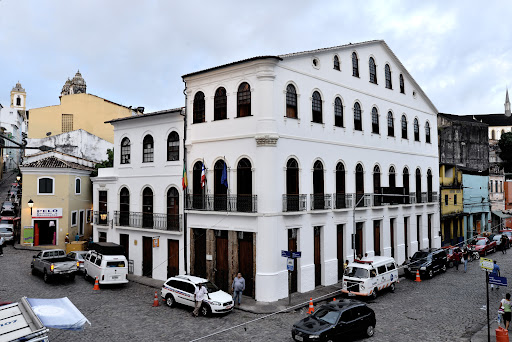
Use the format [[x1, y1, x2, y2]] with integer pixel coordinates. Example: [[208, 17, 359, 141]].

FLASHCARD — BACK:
[[91, 108, 184, 281], [183, 40, 440, 302]]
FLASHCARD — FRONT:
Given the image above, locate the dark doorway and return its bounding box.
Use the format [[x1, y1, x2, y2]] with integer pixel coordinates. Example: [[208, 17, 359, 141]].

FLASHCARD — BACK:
[[193, 229, 206, 278], [389, 166, 396, 188], [404, 217, 409, 259], [313, 161, 325, 209], [142, 236, 153, 278], [373, 221, 381, 256], [390, 218, 395, 258], [215, 231, 229, 292], [119, 233, 129, 259], [337, 225, 344, 280], [142, 187, 153, 228], [286, 159, 299, 211], [417, 215, 421, 250], [237, 159, 253, 212], [355, 164, 364, 207], [79, 211, 85, 235], [214, 160, 228, 211], [428, 214, 433, 249], [238, 233, 254, 297], [192, 162, 204, 209], [403, 168, 410, 204], [34, 220, 56, 246], [314, 227, 321, 287], [288, 229, 298, 293], [167, 239, 179, 278], [98, 232, 107, 243], [427, 170, 433, 202], [119, 187, 130, 226], [356, 222, 364, 257], [373, 165, 381, 206], [415, 168, 422, 203], [336, 163, 346, 209]]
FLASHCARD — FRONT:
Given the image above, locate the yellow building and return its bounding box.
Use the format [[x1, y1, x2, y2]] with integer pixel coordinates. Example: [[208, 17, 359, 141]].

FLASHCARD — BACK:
[[27, 71, 135, 143], [439, 164, 465, 246], [20, 151, 95, 249]]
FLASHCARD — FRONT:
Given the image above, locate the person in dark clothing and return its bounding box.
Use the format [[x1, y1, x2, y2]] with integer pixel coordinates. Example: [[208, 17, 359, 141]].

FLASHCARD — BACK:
[[501, 235, 508, 254]]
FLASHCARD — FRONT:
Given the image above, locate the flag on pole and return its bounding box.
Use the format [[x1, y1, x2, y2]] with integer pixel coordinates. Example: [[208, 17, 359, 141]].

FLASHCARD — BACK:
[[201, 162, 206, 188], [221, 162, 228, 188], [182, 165, 188, 190]]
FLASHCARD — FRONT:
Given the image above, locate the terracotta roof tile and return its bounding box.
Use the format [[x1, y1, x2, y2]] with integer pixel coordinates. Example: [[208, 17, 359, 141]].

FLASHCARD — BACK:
[[23, 156, 95, 171]]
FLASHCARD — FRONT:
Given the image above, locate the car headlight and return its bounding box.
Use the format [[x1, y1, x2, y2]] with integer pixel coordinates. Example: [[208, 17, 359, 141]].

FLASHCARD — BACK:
[[309, 335, 320, 339], [211, 301, 221, 306], [360, 285, 365, 290], [420, 267, 426, 271]]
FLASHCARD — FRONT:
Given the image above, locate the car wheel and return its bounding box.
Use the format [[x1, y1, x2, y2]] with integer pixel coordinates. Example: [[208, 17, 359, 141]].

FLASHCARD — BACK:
[[68, 273, 75, 281], [31, 266, 36, 275], [390, 283, 396, 293], [200, 304, 211, 317], [428, 270, 433, 279], [441, 264, 447, 272], [84, 270, 89, 280], [165, 294, 176, 308], [366, 325, 375, 337], [43, 270, 50, 283], [371, 288, 378, 300], [448, 261, 453, 268]]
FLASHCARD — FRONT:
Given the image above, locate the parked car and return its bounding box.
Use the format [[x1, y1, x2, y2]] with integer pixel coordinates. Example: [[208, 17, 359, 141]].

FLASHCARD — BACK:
[[490, 234, 510, 250], [31, 249, 78, 283], [67, 251, 88, 273], [161, 275, 233, 316], [1, 201, 15, 213], [404, 248, 447, 279], [0, 227, 13, 245], [83, 248, 128, 285], [499, 229, 512, 241], [469, 237, 497, 256], [341, 256, 398, 299], [292, 299, 376, 341], [442, 246, 462, 268]]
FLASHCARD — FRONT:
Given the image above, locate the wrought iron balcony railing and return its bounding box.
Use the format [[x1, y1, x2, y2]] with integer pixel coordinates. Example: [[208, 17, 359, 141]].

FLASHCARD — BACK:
[[282, 194, 307, 212], [93, 211, 109, 226], [113, 211, 182, 232], [310, 194, 332, 210], [185, 194, 257, 213]]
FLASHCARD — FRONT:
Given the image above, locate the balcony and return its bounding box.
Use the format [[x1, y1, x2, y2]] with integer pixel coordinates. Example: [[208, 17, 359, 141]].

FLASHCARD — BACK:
[[185, 194, 257, 213], [282, 194, 307, 212], [93, 211, 109, 226], [113, 211, 182, 232], [310, 194, 332, 210]]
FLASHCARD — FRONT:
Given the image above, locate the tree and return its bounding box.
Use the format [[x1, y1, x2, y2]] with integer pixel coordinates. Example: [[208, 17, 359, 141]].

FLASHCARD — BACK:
[[498, 132, 512, 172], [92, 148, 114, 177]]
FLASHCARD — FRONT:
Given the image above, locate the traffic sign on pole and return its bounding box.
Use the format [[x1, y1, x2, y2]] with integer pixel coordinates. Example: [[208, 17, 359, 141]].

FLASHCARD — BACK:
[[480, 258, 493, 271], [287, 258, 294, 271], [291, 251, 302, 258], [281, 250, 291, 258], [489, 275, 508, 287]]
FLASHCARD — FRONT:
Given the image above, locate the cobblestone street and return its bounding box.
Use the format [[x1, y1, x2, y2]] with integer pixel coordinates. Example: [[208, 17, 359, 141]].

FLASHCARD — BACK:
[[1, 244, 510, 341]]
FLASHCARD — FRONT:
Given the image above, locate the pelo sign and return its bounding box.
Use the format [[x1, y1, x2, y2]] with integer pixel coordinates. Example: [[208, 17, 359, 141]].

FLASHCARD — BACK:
[[32, 208, 63, 218]]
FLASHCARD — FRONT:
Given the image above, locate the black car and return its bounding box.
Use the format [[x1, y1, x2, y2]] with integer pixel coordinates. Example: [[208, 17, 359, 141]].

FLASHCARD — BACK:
[[292, 299, 376, 341], [405, 248, 447, 279]]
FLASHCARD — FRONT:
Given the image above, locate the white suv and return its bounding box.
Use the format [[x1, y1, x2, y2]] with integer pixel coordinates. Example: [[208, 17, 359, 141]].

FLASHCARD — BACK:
[[161, 275, 234, 316]]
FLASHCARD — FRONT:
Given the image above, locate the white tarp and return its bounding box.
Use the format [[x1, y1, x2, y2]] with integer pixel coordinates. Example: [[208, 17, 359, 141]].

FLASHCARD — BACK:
[[26, 297, 90, 331]]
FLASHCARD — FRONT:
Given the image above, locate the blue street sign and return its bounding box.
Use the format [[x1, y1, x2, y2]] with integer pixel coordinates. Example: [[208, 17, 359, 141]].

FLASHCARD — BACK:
[[287, 258, 294, 271], [489, 275, 508, 287], [281, 250, 291, 258], [291, 251, 302, 258]]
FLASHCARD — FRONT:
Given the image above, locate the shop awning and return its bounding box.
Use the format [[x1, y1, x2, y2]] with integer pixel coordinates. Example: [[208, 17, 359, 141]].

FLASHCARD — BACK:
[[492, 211, 512, 219]]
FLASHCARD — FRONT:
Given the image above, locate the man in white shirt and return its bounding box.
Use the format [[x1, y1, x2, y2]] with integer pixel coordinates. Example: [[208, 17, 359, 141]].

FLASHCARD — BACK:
[[192, 284, 209, 317]]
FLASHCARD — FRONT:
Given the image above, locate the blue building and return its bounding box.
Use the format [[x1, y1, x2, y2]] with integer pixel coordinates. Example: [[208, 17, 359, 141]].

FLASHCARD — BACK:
[[462, 173, 490, 239]]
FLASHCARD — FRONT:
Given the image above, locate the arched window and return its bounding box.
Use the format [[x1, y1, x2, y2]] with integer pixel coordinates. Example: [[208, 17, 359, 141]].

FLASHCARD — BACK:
[[142, 135, 154, 163], [403, 167, 410, 204], [193, 91, 205, 123], [286, 158, 300, 211], [312, 91, 322, 123], [192, 161, 204, 209], [16, 96, 21, 106], [286, 84, 298, 119], [355, 164, 364, 207], [385, 64, 392, 89], [312, 161, 325, 210], [387, 112, 394, 137], [237, 82, 251, 117], [237, 158, 253, 212], [142, 187, 153, 228], [167, 187, 179, 230], [427, 169, 433, 202], [335, 162, 345, 209], [167, 132, 179, 161], [333, 55, 340, 71], [119, 187, 130, 226], [373, 165, 381, 206], [492, 130, 496, 140], [214, 160, 228, 210], [75, 178, 81, 194], [214, 87, 227, 121], [371, 107, 379, 134], [399, 74, 405, 93], [354, 102, 362, 131], [425, 122, 431, 143], [120, 137, 130, 164], [389, 166, 396, 188], [352, 52, 359, 77], [415, 168, 422, 203], [369, 57, 377, 84], [334, 97, 343, 127], [414, 118, 420, 141], [401, 115, 408, 139]]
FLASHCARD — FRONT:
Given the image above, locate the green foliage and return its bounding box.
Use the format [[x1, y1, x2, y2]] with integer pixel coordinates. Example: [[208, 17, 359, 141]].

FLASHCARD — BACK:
[[91, 148, 114, 177], [498, 133, 512, 172]]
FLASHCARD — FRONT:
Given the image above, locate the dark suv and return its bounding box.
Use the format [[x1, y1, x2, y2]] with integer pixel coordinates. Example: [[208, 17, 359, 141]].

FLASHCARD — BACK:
[[405, 248, 447, 279], [292, 299, 376, 341]]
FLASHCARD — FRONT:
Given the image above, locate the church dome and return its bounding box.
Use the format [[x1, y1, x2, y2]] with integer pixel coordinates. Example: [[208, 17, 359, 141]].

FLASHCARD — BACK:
[[61, 78, 71, 94], [71, 70, 86, 86], [12, 82, 25, 93]]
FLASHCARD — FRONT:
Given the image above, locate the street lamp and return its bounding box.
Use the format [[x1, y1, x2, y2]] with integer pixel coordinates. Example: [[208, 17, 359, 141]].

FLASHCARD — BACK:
[[28, 199, 33, 215], [16, 175, 20, 182]]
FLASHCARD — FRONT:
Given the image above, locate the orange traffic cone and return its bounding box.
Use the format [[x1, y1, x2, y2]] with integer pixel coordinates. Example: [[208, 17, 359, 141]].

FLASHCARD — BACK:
[[307, 297, 315, 314], [333, 298, 336, 301], [93, 276, 100, 291], [414, 270, 421, 282], [152, 291, 160, 307]]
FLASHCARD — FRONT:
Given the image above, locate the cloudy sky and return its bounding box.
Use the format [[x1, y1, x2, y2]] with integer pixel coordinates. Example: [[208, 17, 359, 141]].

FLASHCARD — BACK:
[[1, 0, 511, 114]]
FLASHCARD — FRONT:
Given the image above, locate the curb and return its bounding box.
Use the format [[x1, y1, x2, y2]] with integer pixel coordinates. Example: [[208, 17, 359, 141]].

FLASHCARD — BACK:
[[13, 244, 42, 252]]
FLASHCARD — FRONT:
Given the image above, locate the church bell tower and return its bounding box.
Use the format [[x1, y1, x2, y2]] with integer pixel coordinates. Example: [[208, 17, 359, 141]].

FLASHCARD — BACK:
[[10, 82, 26, 111]]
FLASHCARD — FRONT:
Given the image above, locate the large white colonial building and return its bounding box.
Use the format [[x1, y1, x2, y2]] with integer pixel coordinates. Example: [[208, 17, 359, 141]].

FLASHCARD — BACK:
[[182, 40, 440, 302], [91, 108, 185, 280]]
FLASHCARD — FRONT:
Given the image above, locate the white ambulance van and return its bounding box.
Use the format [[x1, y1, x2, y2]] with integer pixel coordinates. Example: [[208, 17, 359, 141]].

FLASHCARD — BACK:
[[341, 256, 398, 299]]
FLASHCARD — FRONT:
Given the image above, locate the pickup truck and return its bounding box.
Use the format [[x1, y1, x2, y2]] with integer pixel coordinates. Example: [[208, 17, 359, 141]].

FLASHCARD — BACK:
[[31, 249, 78, 283]]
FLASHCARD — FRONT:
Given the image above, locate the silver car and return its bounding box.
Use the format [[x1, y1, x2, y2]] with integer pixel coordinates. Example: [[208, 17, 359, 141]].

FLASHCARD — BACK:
[[0, 227, 13, 244], [66, 251, 88, 273]]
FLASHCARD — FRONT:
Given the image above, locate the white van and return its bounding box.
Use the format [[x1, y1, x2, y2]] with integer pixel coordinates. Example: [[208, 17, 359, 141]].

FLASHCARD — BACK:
[[341, 256, 398, 299], [83, 250, 129, 285]]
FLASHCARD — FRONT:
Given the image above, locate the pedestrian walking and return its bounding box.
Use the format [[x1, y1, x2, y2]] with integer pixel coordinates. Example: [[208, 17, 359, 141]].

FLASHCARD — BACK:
[[491, 260, 501, 291], [0, 236, 4, 256], [232, 272, 245, 306], [453, 248, 461, 271], [192, 283, 209, 317], [499, 293, 512, 330], [501, 235, 508, 254], [462, 248, 468, 273]]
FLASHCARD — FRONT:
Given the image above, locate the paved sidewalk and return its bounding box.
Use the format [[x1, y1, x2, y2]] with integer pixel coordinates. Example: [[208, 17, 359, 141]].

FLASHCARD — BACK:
[[471, 319, 510, 341]]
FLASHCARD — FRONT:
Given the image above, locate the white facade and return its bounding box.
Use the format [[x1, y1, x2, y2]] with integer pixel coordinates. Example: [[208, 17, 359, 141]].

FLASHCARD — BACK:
[[91, 109, 185, 281], [183, 40, 440, 302]]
